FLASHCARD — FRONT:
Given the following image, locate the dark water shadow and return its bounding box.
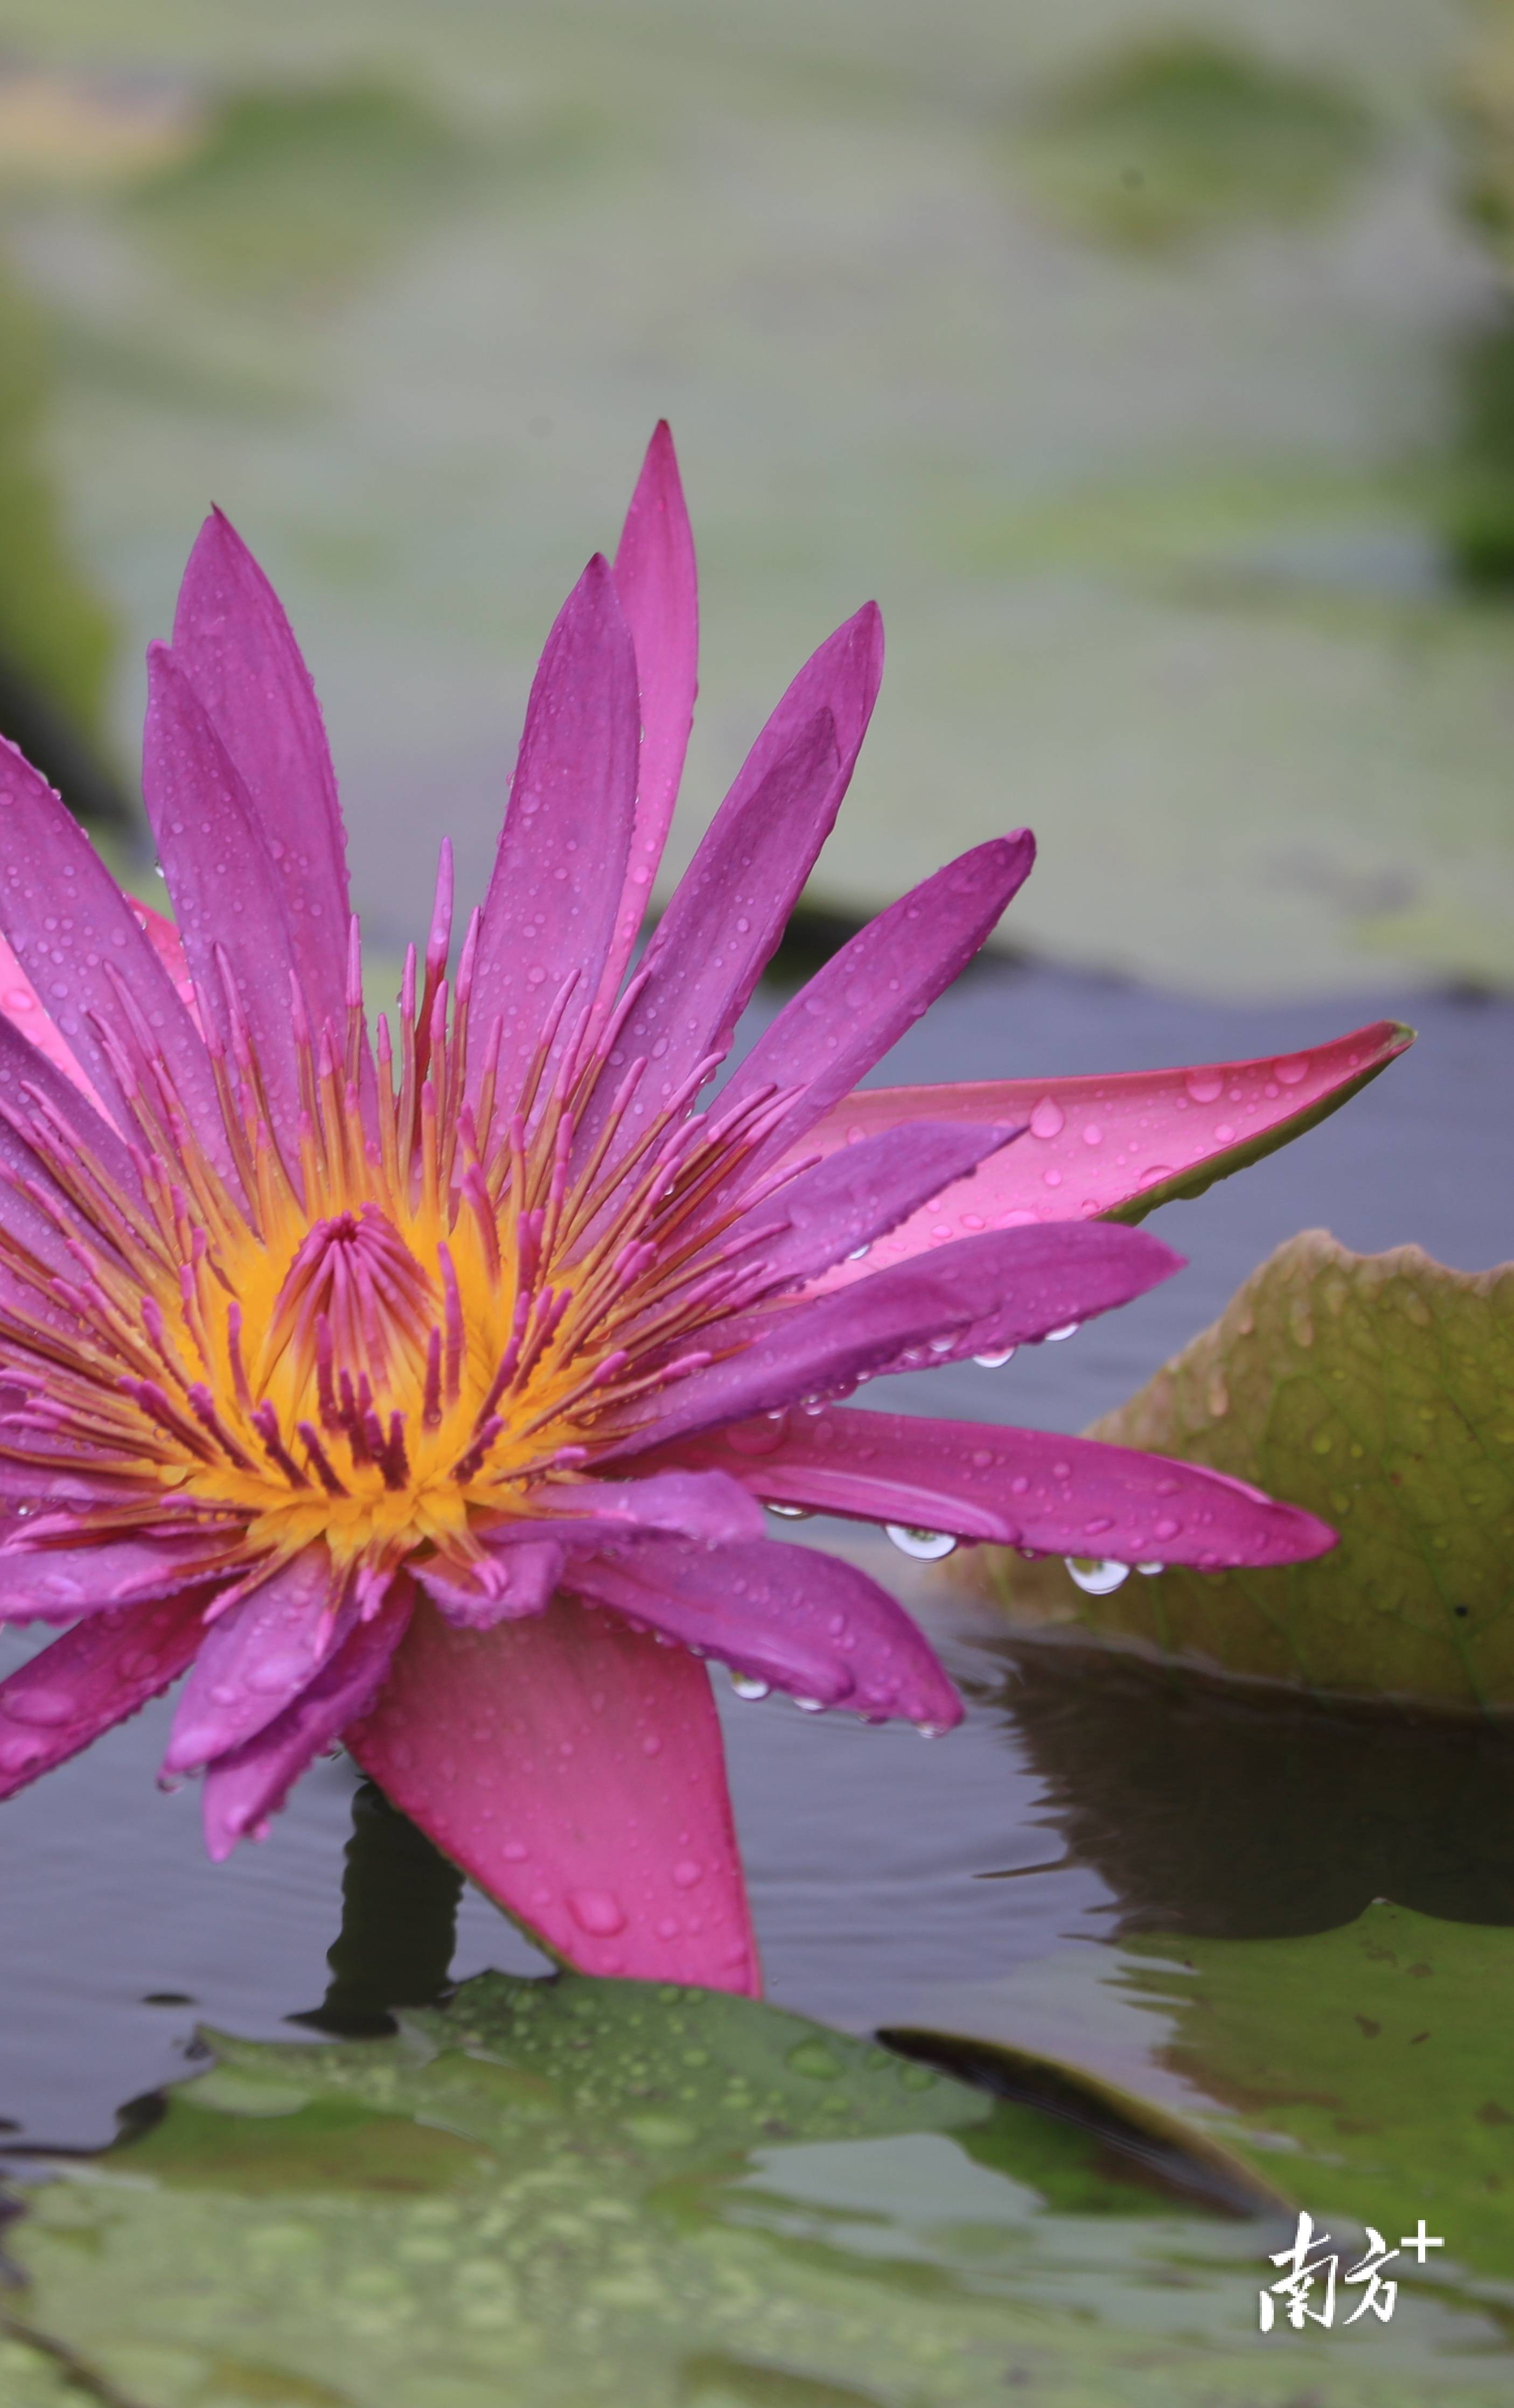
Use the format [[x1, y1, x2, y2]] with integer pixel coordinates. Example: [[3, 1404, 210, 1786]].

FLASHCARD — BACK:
[[972, 1636, 1514, 1939]]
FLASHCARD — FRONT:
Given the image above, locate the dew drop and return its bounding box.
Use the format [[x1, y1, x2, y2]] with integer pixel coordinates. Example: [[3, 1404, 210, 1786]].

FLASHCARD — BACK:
[[847, 1243, 870, 1262], [2, 1688, 73, 1727], [973, 1347, 1017, 1368], [1029, 1098, 1065, 1139], [1184, 1069, 1224, 1104], [567, 1888, 626, 1937], [793, 1696, 827, 1713], [730, 1672, 770, 1701], [1136, 1562, 1164, 1577], [1273, 1054, 1310, 1086], [1065, 1557, 1131, 1595], [764, 1501, 813, 1521], [1044, 1322, 1079, 1343], [885, 1524, 958, 1560]]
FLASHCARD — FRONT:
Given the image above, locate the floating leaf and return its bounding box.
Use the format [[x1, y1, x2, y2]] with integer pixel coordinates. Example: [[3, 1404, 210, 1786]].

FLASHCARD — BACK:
[[8, 1966, 1503, 2405], [972, 1230, 1514, 1709], [1119, 1902, 1514, 2282], [1013, 34, 1376, 252]]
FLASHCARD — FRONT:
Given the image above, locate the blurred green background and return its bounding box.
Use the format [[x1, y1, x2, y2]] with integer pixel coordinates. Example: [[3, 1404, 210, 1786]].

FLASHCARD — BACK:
[[2, 0, 1513, 996]]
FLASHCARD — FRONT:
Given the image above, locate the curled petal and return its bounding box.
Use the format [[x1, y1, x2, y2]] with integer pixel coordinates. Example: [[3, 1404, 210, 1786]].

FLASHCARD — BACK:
[[202, 1577, 414, 1860], [416, 1539, 564, 1629], [659, 1408, 1336, 1566], [348, 1595, 760, 1993], [496, 1467, 766, 1546], [0, 1589, 209, 1801], [566, 1534, 962, 1726], [162, 1545, 347, 1775]]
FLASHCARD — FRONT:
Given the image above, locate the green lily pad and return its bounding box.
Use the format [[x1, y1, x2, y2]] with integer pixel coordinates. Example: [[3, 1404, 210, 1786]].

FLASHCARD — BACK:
[[1119, 1902, 1514, 2282], [973, 1229, 1514, 1710], [1012, 34, 1376, 253], [6, 1966, 1508, 2405]]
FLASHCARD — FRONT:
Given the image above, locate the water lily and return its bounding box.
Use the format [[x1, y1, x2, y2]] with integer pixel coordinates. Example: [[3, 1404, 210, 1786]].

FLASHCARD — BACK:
[[0, 428, 1400, 1993]]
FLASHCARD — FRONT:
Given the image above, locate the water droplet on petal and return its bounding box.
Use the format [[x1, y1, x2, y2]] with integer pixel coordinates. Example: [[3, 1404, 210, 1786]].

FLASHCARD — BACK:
[[764, 1501, 813, 1521], [1185, 1069, 1224, 1104], [1136, 1561, 1164, 1577], [1044, 1322, 1079, 1343], [793, 1696, 827, 1713], [847, 1243, 870, 1262], [885, 1525, 958, 1560], [1029, 1098, 1065, 1139], [1065, 1557, 1130, 1595], [567, 1888, 627, 1937], [974, 1346, 1017, 1369], [730, 1673, 770, 1701]]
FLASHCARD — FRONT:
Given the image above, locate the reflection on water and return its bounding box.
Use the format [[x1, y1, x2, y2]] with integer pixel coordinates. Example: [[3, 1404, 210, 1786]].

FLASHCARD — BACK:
[[975, 1640, 1514, 1938]]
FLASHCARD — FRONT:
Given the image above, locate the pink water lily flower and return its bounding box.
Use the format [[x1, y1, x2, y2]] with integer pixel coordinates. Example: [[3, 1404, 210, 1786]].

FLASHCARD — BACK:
[[0, 428, 1402, 1995]]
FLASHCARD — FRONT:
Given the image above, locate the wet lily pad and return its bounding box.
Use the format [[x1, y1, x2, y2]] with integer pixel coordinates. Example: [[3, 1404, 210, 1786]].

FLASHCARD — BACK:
[[973, 1230, 1514, 1710], [5, 1966, 1508, 2405], [1120, 1901, 1514, 2281]]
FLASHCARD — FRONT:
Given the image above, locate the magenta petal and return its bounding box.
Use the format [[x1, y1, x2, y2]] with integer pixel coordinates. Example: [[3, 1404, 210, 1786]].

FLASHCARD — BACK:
[[717, 833, 1037, 1172], [162, 1546, 347, 1775], [416, 1540, 564, 1629], [591, 423, 700, 1027], [0, 1589, 209, 1801], [0, 1534, 236, 1626], [567, 1535, 962, 1726], [0, 933, 90, 1089], [347, 1595, 761, 1993], [608, 1222, 1180, 1457], [502, 1467, 767, 1545], [0, 735, 225, 1159], [792, 1023, 1416, 1273], [660, 1408, 1336, 1567], [739, 1119, 1021, 1292], [0, 1005, 147, 1215], [171, 508, 351, 1040], [469, 555, 640, 1111], [202, 1579, 414, 1861], [143, 646, 307, 1142], [583, 599, 884, 1155]]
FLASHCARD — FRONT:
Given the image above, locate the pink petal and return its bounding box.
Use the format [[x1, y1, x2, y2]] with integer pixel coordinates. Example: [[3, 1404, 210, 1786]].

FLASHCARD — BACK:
[[796, 1022, 1415, 1285], [738, 1119, 1021, 1293], [162, 1545, 347, 1775], [590, 423, 700, 1028], [608, 1222, 1180, 1457], [661, 1408, 1336, 1566], [0, 934, 92, 1091], [566, 1535, 962, 1726], [582, 599, 883, 1156], [0, 1533, 238, 1625], [347, 1595, 759, 1992], [496, 1467, 766, 1546], [0, 1002, 147, 1214], [416, 1539, 564, 1628], [143, 648, 305, 1144], [0, 1589, 208, 1800], [0, 735, 225, 1160], [130, 900, 198, 1017], [717, 833, 1036, 1173], [202, 1578, 414, 1861], [469, 555, 640, 1113], [170, 508, 351, 1039]]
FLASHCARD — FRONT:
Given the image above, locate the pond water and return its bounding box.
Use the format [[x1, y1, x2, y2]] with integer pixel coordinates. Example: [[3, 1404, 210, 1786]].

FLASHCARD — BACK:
[[3, 952, 1509, 2158]]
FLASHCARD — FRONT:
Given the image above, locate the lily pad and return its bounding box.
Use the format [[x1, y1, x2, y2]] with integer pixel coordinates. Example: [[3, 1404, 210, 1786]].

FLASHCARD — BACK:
[[1013, 34, 1376, 253], [6, 1966, 1506, 2406], [1118, 1901, 1514, 2283], [972, 1229, 1514, 1710]]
